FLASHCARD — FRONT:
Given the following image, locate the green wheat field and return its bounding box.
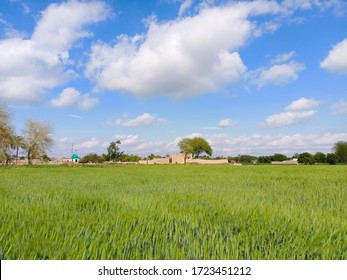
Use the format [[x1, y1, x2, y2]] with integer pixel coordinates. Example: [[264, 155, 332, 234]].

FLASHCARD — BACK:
[[0, 164, 346, 260]]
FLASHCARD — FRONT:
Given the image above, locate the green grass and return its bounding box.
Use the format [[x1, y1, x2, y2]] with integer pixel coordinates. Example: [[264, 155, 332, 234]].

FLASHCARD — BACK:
[[0, 164, 346, 259]]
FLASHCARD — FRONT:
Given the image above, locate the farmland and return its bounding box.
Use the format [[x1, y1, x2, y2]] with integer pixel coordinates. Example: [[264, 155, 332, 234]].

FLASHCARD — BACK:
[[0, 164, 346, 260]]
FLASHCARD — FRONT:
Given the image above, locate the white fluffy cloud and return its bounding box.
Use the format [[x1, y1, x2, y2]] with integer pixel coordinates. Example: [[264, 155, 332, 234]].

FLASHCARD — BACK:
[[78, 96, 99, 111], [114, 113, 166, 127], [50, 87, 99, 110], [320, 38, 347, 74], [0, 0, 109, 105], [285, 97, 320, 111], [263, 110, 317, 127], [218, 118, 235, 128], [51, 88, 81, 108], [262, 97, 319, 127], [255, 61, 305, 87], [115, 134, 175, 156], [85, 1, 285, 99], [31, 0, 109, 53]]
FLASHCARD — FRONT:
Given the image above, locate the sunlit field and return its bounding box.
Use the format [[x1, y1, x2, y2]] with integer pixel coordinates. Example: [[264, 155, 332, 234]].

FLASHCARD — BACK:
[[0, 164, 346, 260]]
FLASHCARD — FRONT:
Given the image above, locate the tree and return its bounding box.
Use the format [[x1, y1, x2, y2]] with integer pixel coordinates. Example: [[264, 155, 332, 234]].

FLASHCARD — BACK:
[[190, 137, 212, 158], [178, 138, 192, 153], [107, 140, 124, 162], [123, 154, 142, 162], [333, 141, 347, 164], [12, 135, 24, 165], [327, 153, 337, 165], [314, 152, 327, 164], [271, 153, 288, 162], [0, 105, 15, 165], [147, 153, 162, 160], [178, 137, 212, 158], [41, 154, 51, 162], [178, 138, 193, 164], [298, 152, 315, 165], [292, 153, 300, 159], [257, 156, 271, 164], [80, 153, 105, 163], [22, 119, 53, 165], [238, 154, 257, 164]]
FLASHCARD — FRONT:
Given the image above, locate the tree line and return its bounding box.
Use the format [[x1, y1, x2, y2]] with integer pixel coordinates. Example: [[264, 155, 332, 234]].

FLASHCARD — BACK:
[[0, 105, 53, 165], [79, 141, 142, 163], [228, 145, 347, 165], [177, 137, 347, 165]]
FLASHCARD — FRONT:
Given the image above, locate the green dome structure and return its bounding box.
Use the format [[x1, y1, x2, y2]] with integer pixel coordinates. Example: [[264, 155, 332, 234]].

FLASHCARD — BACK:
[[71, 153, 79, 163]]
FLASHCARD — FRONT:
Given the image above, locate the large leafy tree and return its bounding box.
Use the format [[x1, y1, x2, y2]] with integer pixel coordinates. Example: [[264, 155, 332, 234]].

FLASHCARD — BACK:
[[298, 152, 315, 165], [22, 119, 53, 165], [0, 105, 15, 165], [190, 137, 213, 158], [80, 153, 105, 164], [314, 152, 327, 164], [271, 153, 288, 162], [327, 153, 337, 165], [107, 140, 124, 162], [178, 137, 212, 159], [333, 141, 347, 163]]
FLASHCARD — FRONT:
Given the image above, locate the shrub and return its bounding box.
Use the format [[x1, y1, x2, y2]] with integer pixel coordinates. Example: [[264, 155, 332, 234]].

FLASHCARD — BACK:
[[80, 153, 105, 164]]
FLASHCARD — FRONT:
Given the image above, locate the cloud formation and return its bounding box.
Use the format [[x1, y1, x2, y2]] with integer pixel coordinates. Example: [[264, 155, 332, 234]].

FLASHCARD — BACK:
[[320, 38, 347, 74], [332, 100, 347, 114], [255, 61, 305, 87], [218, 118, 235, 128], [77, 138, 100, 149], [50, 87, 99, 110], [115, 113, 166, 127], [262, 97, 319, 127], [263, 110, 317, 127], [85, 1, 286, 98], [0, 0, 109, 105], [270, 51, 296, 64], [285, 97, 320, 111], [178, 0, 193, 17], [115, 134, 174, 155], [282, 0, 347, 14]]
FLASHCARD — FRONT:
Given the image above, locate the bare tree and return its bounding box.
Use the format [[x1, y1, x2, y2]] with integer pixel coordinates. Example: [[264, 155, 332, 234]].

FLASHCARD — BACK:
[[0, 105, 15, 165], [177, 138, 193, 164], [12, 135, 25, 165], [22, 119, 53, 165]]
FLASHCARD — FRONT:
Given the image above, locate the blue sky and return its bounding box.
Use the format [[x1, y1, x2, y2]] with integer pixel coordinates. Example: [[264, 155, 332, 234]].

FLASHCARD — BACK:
[[1, 0, 346, 157]]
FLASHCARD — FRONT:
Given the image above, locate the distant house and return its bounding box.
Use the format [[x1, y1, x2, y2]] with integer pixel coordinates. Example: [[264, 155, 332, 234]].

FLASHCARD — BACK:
[[172, 153, 193, 164], [71, 154, 80, 163], [271, 159, 298, 165], [139, 157, 170, 165]]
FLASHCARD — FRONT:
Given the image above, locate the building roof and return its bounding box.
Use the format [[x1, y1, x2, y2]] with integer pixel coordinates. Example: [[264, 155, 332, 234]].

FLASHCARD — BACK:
[[71, 153, 79, 159]]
